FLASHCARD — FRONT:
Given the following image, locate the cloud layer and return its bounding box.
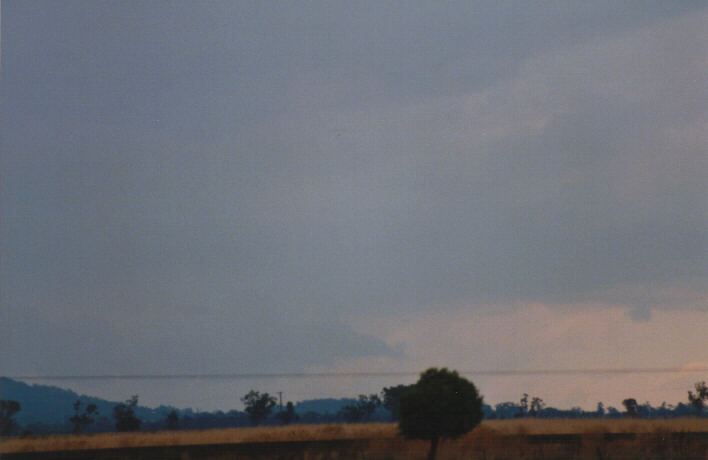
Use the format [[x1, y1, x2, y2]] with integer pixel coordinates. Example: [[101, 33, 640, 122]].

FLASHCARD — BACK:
[[1, 2, 706, 407]]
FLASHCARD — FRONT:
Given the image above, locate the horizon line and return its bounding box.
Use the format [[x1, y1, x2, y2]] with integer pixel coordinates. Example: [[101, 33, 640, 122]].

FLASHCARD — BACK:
[[5, 366, 707, 381]]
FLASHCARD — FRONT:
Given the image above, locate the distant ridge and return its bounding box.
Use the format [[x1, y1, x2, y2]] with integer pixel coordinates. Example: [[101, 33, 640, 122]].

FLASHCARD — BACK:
[[0, 377, 177, 426], [293, 398, 357, 415], [0, 377, 360, 427]]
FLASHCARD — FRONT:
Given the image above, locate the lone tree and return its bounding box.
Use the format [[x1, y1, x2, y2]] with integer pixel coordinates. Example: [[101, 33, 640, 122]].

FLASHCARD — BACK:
[[165, 410, 180, 430], [69, 399, 98, 434], [241, 390, 277, 426], [399, 368, 484, 460], [688, 381, 708, 415], [113, 395, 142, 432], [517, 393, 529, 417], [529, 397, 545, 417], [622, 398, 638, 418], [0, 400, 21, 436]]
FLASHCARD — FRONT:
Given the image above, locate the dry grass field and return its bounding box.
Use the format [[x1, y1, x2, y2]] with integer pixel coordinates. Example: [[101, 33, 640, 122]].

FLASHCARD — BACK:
[[2, 418, 707, 459], [0, 423, 396, 453]]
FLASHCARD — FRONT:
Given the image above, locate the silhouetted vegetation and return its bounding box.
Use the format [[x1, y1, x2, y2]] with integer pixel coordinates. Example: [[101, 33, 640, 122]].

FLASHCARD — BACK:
[[113, 395, 142, 432], [69, 399, 98, 434], [399, 368, 484, 460], [241, 390, 277, 426], [277, 401, 298, 425], [530, 396, 545, 417], [514, 394, 546, 418], [1, 399, 21, 435], [0, 378, 176, 433], [1, 376, 707, 436], [338, 394, 381, 423], [382, 384, 414, 421], [518, 393, 528, 417], [622, 398, 639, 417], [688, 381, 707, 415], [165, 410, 179, 430]]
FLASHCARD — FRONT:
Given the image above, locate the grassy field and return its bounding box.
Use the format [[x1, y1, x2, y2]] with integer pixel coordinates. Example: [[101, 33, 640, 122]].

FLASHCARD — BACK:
[[2, 418, 707, 459]]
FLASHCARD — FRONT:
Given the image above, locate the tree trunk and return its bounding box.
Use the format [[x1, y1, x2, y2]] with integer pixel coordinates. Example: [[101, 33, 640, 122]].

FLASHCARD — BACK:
[[427, 436, 439, 460]]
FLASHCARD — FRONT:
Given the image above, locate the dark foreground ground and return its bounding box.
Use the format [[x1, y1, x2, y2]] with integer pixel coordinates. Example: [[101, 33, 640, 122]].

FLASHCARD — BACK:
[[3, 432, 708, 460]]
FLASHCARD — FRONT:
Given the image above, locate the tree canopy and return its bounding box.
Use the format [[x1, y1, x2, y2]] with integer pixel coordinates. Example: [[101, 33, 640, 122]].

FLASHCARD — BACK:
[[113, 395, 142, 432], [399, 368, 483, 460], [688, 381, 708, 415], [338, 394, 381, 423], [0, 400, 21, 436], [69, 399, 98, 434], [382, 384, 414, 421], [166, 410, 180, 430], [622, 398, 638, 417], [241, 390, 277, 426]]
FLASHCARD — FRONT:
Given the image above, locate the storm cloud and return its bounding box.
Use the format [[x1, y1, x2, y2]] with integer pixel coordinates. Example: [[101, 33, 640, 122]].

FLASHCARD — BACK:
[[1, 1, 706, 407]]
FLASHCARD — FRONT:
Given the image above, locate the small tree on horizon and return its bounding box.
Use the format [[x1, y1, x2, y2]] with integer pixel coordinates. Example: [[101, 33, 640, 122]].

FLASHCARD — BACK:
[[596, 402, 605, 417], [339, 394, 381, 423], [69, 399, 98, 434], [241, 390, 277, 426], [166, 410, 179, 430], [113, 395, 142, 432], [622, 398, 638, 418], [277, 401, 298, 425], [0, 400, 21, 436], [529, 397, 545, 417], [517, 393, 529, 417], [398, 368, 484, 460], [688, 381, 708, 415]]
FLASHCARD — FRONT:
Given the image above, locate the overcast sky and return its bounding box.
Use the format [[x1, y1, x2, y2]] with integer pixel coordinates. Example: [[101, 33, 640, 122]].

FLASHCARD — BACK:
[[1, 1, 706, 411]]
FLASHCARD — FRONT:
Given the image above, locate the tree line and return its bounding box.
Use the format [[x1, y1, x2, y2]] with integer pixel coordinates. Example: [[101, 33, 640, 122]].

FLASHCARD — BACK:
[[1, 378, 706, 437]]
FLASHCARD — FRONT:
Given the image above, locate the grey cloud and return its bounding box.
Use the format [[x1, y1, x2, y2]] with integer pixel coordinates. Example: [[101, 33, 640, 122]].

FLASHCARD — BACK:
[[1, 2, 706, 380], [1, 298, 396, 376]]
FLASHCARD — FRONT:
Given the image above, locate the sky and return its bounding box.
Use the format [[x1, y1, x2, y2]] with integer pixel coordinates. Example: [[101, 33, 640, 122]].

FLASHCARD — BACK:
[[1, 1, 706, 412]]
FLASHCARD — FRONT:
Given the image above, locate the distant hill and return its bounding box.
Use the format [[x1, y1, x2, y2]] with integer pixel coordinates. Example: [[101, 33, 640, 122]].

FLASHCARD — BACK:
[[2, 377, 702, 433], [293, 398, 357, 415], [0, 378, 367, 430], [0, 378, 177, 426]]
